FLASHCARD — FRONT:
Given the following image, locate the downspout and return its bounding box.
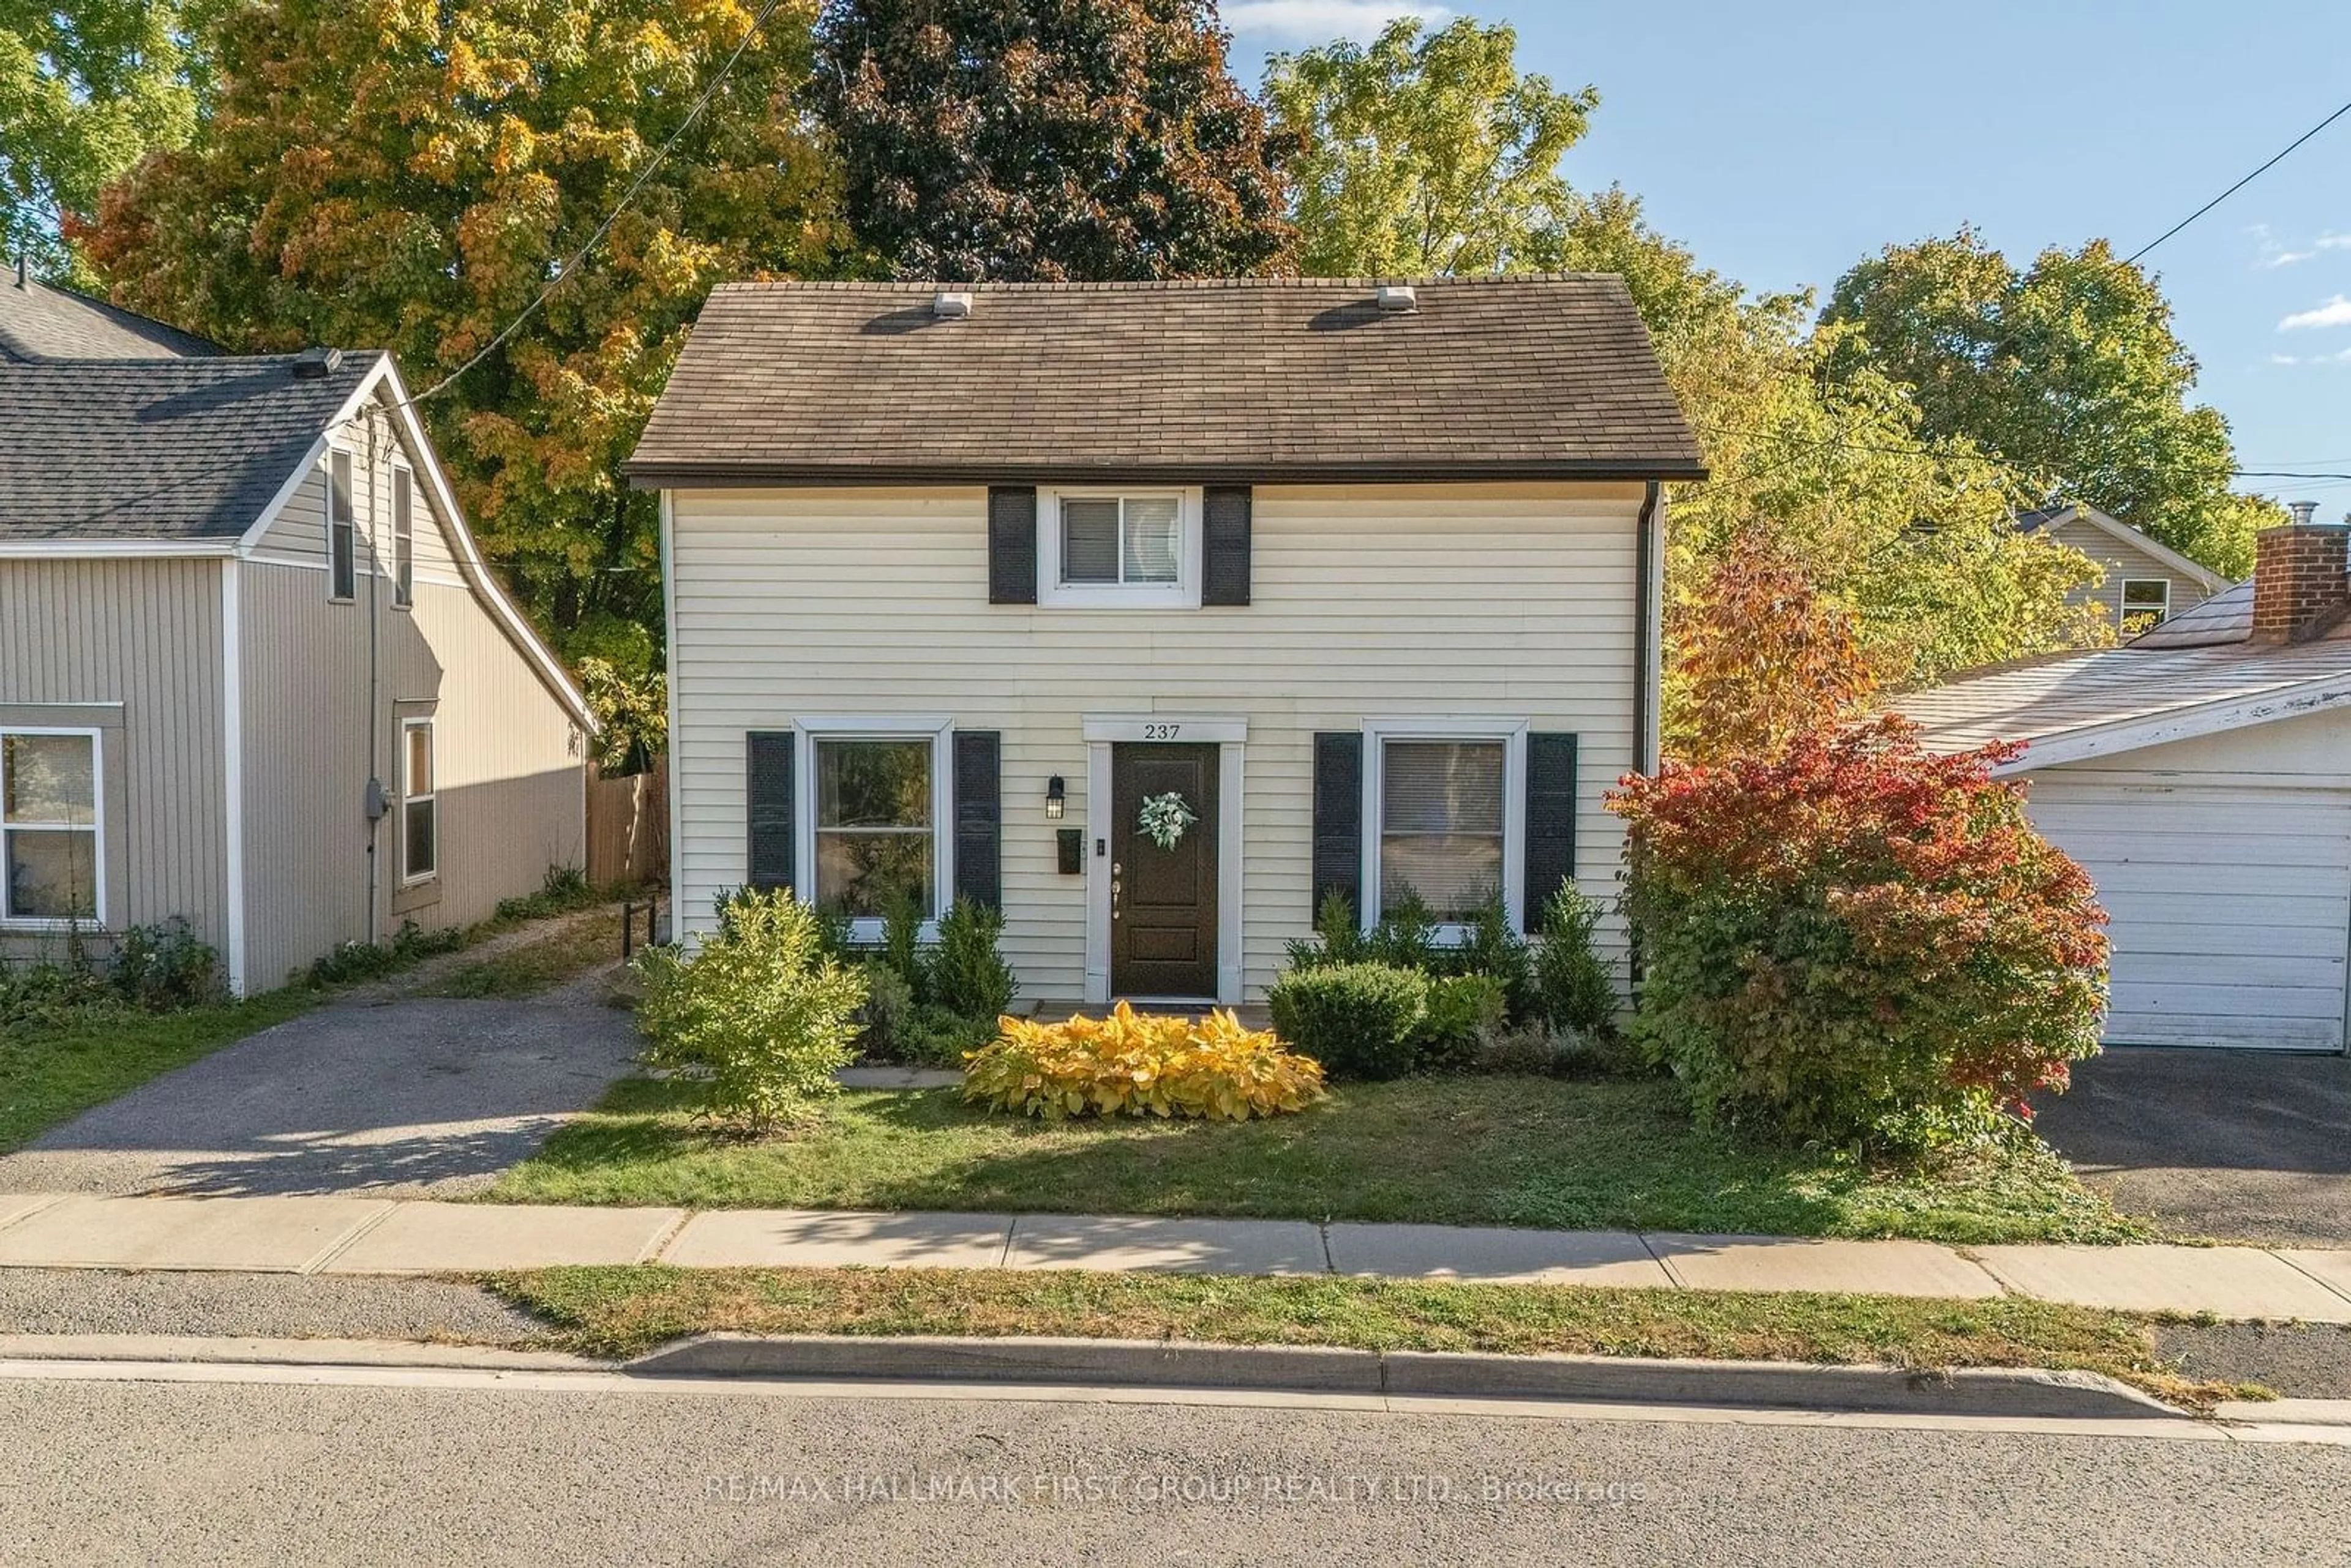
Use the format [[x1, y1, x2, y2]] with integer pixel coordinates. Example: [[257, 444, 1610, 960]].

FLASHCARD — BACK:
[[365, 409, 383, 940], [1632, 480, 1663, 776]]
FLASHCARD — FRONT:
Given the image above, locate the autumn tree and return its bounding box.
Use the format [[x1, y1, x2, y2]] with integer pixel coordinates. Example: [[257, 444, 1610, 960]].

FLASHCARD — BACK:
[[1665, 533, 1879, 764], [86, 0, 850, 685], [1822, 230, 2282, 576], [1558, 190, 2108, 710], [809, 0, 1292, 280], [1, 0, 205, 282], [1264, 16, 1594, 276]]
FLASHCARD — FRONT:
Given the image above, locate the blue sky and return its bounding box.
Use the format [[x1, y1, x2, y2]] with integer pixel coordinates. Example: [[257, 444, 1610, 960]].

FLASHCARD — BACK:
[[1224, 0, 2351, 509]]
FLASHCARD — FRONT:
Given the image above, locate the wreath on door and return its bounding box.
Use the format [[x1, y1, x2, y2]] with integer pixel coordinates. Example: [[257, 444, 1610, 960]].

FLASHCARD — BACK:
[[1137, 790, 1199, 852]]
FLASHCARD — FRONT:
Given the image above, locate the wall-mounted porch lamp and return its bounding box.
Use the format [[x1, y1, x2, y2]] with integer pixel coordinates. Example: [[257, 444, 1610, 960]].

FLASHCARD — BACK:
[[1045, 775, 1067, 819]]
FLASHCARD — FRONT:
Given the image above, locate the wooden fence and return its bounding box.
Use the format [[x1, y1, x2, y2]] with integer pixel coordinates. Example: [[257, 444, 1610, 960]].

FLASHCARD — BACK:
[[587, 764, 669, 887]]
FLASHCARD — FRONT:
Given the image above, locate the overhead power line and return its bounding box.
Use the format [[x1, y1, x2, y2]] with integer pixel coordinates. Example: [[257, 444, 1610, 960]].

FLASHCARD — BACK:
[[397, 0, 789, 408], [2126, 97, 2351, 264]]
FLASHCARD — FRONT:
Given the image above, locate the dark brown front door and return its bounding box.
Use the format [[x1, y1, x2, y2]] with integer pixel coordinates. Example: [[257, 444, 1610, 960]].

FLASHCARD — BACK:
[[1111, 742, 1220, 999]]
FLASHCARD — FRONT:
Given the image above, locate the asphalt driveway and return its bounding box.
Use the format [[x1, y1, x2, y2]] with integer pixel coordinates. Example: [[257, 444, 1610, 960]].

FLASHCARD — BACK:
[[0, 989, 640, 1199], [2033, 1046, 2351, 1245]]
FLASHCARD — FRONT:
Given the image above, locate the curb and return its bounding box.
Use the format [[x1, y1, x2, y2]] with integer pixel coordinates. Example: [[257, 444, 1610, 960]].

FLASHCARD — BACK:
[[623, 1334, 2183, 1420], [0, 1333, 602, 1372]]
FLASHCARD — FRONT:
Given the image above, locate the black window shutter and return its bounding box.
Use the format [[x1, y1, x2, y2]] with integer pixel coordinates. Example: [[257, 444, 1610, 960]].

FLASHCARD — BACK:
[[1202, 486, 1253, 606], [988, 487, 1037, 604], [746, 730, 797, 893], [1311, 732, 1363, 920], [953, 730, 1002, 908], [1522, 732, 1578, 932]]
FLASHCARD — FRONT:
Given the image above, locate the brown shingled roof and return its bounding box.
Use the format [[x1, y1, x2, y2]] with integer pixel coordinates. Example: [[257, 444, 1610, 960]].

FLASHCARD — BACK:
[[628, 276, 1705, 486]]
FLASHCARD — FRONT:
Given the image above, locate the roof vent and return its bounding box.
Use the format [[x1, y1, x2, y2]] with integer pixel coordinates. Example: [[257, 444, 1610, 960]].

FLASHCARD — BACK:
[[932, 290, 974, 320], [291, 345, 343, 380], [1374, 284, 1418, 313]]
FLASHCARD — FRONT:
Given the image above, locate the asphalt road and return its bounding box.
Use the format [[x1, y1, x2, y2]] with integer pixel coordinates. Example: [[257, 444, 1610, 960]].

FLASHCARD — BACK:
[[0, 1370, 2342, 1566]]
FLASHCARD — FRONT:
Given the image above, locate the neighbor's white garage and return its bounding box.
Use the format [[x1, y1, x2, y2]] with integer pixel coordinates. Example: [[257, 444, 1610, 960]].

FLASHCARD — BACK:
[[2022, 714, 2351, 1050]]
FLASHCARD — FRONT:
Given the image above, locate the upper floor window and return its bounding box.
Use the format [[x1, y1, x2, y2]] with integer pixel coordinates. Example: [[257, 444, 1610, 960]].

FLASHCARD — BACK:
[[1, 730, 100, 923], [391, 464, 414, 608], [328, 449, 356, 600], [2121, 579, 2169, 636], [1038, 489, 1200, 608]]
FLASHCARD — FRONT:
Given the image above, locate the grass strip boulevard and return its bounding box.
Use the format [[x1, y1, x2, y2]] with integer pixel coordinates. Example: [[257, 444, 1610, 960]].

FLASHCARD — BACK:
[[486, 1076, 2150, 1247], [482, 1264, 2251, 1407]]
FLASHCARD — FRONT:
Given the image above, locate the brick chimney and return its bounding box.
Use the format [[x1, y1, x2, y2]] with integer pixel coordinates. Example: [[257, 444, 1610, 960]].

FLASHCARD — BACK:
[[2250, 501, 2349, 644]]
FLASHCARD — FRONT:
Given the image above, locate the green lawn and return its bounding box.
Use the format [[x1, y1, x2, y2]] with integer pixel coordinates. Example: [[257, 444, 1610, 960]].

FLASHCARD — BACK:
[[485, 1075, 2149, 1245], [0, 989, 317, 1152], [484, 1264, 2235, 1405]]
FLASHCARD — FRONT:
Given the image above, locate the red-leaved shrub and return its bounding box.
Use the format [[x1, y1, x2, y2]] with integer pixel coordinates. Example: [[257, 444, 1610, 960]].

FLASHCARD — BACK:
[[1610, 716, 2109, 1150]]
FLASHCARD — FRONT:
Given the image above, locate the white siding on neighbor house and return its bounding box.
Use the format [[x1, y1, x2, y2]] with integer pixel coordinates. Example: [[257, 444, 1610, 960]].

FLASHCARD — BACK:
[[2026, 708, 2351, 1051], [235, 388, 583, 988], [667, 482, 1646, 1002], [0, 557, 228, 959], [2045, 512, 2221, 632]]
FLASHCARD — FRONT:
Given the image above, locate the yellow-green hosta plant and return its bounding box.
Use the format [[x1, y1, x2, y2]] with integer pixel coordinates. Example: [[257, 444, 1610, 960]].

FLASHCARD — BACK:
[[963, 1002, 1326, 1122]]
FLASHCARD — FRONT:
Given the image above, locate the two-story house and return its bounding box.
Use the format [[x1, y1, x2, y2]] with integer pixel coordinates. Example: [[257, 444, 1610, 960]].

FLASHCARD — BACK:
[[632, 277, 1704, 1006], [1, 272, 594, 993]]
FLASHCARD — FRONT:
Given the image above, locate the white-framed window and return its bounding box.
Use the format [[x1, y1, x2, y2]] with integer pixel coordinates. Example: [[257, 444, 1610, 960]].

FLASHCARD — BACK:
[[1, 729, 102, 925], [400, 718, 437, 883], [1362, 720, 1528, 936], [2120, 579, 2169, 636], [1037, 488, 1202, 609], [796, 719, 953, 940], [391, 462, 415, 609], [328, 448, 356, 600]]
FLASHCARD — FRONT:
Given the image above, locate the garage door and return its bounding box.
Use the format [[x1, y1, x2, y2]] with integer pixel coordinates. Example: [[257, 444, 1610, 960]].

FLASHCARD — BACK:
[[2025, 779, 2351, 1051]]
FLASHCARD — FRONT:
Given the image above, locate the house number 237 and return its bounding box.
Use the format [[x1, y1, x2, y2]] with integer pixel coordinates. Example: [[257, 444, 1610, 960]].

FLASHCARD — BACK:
[[1142, 723, 1182, 740]]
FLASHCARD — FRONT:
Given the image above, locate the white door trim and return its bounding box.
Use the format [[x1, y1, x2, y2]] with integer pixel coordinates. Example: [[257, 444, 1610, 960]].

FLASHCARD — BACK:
[[1082, 722, 1245, 1007]]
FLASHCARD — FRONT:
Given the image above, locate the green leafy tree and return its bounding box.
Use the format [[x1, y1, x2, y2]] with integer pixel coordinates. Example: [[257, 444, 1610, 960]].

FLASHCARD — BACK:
[[1264, 16, 1595, 276], [1822, 230, 2281, 576], [84, 0, 851, 681], [1, 0, 205, 282], [1558, 191, 2109, 706], [810, 0, 1292, 280]]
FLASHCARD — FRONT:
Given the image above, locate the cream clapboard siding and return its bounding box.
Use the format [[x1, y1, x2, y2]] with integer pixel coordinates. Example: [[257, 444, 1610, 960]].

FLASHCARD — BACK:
[[237, 390, 582, 987], [669, 482, 1644, 1000], [2025, 708, 2351, 1050], [2047, 512, 2221, 632], [0, 558, 228, 959]]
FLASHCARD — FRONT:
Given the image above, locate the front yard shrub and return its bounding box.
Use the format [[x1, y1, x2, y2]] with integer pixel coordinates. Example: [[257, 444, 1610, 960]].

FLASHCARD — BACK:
[[1448, 890, 1532, 1017], [964, 1001, 1324, 1121], [636, 888, 865, 1133], [1611, 716, 2109, 1150], [929, 896, 1018, 1019], [1267, 961, 1427, 1081], [1415, 972, 1510, 1072], [109, 918, 222, 1010], [1367, 887, 1440, 972], [1533, 883, 1619, 1038], [879, 890, 929, 1002], [1282, 889, 1374, 972], [853, 959, 917, 1060]]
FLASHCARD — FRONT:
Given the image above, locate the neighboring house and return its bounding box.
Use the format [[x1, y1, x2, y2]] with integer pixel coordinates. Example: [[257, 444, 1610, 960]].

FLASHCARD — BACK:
[[1, 274, 594, 994], [632, 276, 1704, 1006], [1899, 505, 2351, 1052], [2020, 503, 2233, 636]]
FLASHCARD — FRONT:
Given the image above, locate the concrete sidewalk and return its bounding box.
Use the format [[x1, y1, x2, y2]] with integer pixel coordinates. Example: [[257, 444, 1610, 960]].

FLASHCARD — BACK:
[[3, 1191, 2350, 1321]]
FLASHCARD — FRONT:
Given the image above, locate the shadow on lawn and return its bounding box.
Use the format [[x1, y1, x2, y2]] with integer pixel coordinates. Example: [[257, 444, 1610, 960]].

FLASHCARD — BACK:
[[519, 1075, 1896, 1238]]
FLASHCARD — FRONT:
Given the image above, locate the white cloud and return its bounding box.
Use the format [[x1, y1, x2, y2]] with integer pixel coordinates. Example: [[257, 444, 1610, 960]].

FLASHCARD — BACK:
[[2262, 247, 2317, 268], [2279, 295, 2351, 331], [2268, 347, 2351, 366], [1223, 0, 1453, 45], [2249, 227, 2351, 268]]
